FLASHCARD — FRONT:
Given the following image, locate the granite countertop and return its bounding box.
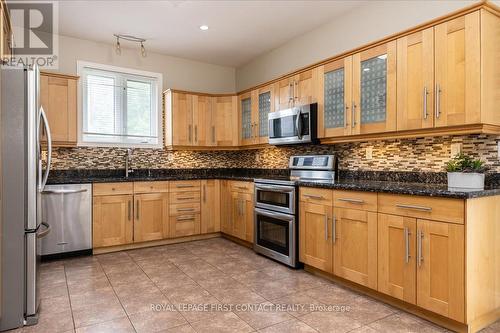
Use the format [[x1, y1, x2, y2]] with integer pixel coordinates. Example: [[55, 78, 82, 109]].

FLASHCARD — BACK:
[[46, 168, 500, 199]]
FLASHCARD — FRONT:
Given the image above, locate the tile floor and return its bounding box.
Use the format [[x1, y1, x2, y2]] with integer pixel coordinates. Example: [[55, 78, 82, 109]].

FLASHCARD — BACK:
[[9, 238, 500, 333]]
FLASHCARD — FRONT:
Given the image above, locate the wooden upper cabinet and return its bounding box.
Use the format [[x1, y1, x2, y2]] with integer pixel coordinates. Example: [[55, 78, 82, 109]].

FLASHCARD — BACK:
[[40, 73, 78, 146], [212, 96, 238, 147], [201, 180, 220, 234], [134, 193, 169, 242], [352, 41, 397, 135], [416, 219, 464, 322], [165, 91, 193, 146], [192, 95, 212, 146], [274, 68, 319, 111], [275, 77, 294, 111], [318, 57, 353, 138], [434, 12, 480, 127], [239, 92, 256, 146], [397, 28, 435, 131], [378, 214, 417, 304], [255, 85, 274, 144], [93, 194, 133, 248], [333, 207, 377, 289]]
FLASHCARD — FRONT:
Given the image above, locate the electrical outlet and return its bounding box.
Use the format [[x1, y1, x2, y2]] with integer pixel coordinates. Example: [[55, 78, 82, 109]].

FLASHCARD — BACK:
[[365, 147, 373, 160], [450, 143, 462, 158]]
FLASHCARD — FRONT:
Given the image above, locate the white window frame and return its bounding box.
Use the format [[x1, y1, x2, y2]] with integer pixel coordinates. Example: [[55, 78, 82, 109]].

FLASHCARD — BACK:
[[77, 61, 163, 148]]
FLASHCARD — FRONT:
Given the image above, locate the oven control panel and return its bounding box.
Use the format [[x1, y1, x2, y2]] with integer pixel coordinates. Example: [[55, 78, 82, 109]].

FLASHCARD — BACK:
[[289, 155, 336, 170]]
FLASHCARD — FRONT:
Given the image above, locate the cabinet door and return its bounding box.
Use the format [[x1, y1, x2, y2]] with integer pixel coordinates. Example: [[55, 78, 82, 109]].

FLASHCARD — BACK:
[[201, 180, 220, 234], [241, 192, 254, 242], [170, 214, 201, 238], [434, 12, 480, 127], [40, 74, 78, 145], [292, 69, 318, 107], [231, 192, 246, 239], [333, 207, 377, 289], [318, 57, 353, 138], [220, 180, 233, 235], [192, 95, 212, 146], [397, 28, 435, 130], [172, 92, 193, 146], [239, 92, 254, 146], [256, 85, 274, 144], [299, 202, 333, 273], [93, 195, 133, 248], [275, 77, 294, 111], [134, 193, 169, 242], [378, 214, 416, 304], [352, 41, 397, 135], [416, 219, 464, 322], [213, 96, 238, 146]]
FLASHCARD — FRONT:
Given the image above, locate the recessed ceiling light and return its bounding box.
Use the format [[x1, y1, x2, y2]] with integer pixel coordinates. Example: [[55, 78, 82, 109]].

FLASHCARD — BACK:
[[199, 25, 209, 31]]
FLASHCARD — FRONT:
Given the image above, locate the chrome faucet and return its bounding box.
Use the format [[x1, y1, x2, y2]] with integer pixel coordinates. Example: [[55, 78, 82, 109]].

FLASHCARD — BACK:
[[125, 149, 134, 178]]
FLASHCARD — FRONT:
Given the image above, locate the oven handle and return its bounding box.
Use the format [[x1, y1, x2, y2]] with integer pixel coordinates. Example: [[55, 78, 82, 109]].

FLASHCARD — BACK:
[[255, 208, 295, 222], [255, 184, 295, 193]]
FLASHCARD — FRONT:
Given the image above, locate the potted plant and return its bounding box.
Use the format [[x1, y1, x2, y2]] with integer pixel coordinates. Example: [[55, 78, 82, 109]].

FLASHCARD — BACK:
[[445, 153, 487, 190]]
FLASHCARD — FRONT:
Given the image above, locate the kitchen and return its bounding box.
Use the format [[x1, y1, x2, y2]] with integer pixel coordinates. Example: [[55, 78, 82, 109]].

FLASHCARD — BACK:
[[0, 0, 499, 332]]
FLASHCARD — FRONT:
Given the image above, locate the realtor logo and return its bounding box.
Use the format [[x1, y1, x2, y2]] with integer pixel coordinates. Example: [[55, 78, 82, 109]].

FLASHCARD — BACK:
[[5, 1, 58, 68]]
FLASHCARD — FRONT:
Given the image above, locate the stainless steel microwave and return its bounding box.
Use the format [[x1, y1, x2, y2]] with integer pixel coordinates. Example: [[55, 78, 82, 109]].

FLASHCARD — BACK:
[[268, 103, 317, 145]]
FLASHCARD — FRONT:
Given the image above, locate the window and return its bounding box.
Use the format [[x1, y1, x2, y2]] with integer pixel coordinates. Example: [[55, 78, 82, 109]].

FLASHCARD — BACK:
[[78, 61, 163, 147]]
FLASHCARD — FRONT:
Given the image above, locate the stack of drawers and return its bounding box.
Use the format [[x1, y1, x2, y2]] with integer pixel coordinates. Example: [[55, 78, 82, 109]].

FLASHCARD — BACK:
[[169, 180, 201, 237]]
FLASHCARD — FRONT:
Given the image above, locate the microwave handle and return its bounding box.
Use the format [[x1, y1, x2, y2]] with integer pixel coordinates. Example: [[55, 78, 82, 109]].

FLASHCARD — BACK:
[[295, 108, 303, 140]]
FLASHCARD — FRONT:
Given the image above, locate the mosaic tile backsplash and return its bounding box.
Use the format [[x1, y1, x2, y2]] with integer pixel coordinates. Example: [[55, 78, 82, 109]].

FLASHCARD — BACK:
[[50, 134, 500, 173]]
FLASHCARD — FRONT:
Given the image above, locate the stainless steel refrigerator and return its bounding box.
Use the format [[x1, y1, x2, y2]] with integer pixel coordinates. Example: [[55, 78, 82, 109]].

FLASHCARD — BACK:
[[0, 65, 52, 330]]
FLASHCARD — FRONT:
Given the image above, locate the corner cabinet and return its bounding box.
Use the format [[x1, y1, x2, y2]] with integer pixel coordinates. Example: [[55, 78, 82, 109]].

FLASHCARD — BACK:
[[255, 85, 274, 144], [201, 180, 221, 234], [40, 72, 79, 146], [212, 96, 238, 147], [220, 180, 254, 243]]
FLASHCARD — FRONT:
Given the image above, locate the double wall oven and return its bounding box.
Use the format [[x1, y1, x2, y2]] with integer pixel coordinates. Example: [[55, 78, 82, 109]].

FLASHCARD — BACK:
[[254, 155, 337, 268]]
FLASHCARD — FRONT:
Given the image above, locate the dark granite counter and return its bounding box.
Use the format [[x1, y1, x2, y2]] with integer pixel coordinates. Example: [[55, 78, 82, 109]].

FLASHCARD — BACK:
[[47, 169, 500, 199]]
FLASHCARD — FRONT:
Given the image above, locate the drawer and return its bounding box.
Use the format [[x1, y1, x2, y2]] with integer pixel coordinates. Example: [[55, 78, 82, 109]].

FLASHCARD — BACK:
[[134, 181, 169, 193], [169, 191, 201, 204], [299, 187, 333, 206], [378, 194, 465, 224], [93, 182, 133, 196], [169, 180, 201, 192], [333, 190, 377, 212], [230, 181, 254, 194], [170, 203, 201, 216]]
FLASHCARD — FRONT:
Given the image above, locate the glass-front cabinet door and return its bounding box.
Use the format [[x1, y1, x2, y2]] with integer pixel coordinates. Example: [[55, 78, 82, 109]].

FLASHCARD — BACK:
[[352, 41, 397, 135], [239, 92, 254, 146], [318, 57, 353, 138], [256, 85, 273, 144]]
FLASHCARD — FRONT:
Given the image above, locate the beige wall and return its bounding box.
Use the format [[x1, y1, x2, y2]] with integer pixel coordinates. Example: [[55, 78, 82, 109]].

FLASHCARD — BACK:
[[52, 35, 236, 94], [235, 0, 499, 91]]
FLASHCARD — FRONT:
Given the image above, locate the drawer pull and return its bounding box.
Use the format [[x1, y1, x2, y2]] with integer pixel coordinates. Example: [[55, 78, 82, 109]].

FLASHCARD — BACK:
[[337, 198, 364, 204], [177, 216, 195, 221], [177, 208, 195, 212], [404, 227, 411, 264], [177, 197, 195, 200], [303, 194, 324, 200], [396, 204, 432, 212], [417, 230, 424, 267], [332, 215, 337, 244], [235, 186, 248, 190], [176, 184, 195, 188]]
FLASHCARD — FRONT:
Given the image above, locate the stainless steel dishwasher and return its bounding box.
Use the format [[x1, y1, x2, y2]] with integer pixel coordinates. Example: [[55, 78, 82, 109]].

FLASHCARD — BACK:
[[41, 184, 92, 258]]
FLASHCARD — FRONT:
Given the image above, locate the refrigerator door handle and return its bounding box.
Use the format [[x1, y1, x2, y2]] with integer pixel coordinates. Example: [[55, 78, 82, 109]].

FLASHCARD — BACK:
[[39, 106, 52, 192], [36, 222, 51, 239]]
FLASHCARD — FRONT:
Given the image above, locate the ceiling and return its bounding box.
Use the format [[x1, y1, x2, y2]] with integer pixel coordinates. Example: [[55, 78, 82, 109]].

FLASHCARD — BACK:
[[57, 0, 366, 67]]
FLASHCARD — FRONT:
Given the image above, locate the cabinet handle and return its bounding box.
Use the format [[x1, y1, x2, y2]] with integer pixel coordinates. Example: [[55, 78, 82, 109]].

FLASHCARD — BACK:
[[235, 186, 248, 190], [288, 83, 293, 105], [136, 200, 139, 219], [188, 125, 192, 143], [194, 125, 198, 143], [417, 229, 424, 267], [176, 184, 194, 188], [203, 184, 206, 203], [177, 208, 195, 212], [212, 126, 216, 143], [337, 198, 364, 204], [177, 215, 195, 221], [423, 87, 429, 120], [351, 102, 357, 128], [177, 197, 195, 200], [332, 215, 336, 244], [396, 204, 432, 212], [294, 80, 298, 101], [128, 200, 131, 221], [435, 84, 441, 119], [303, 194, 324, 200], [344, 104, 349, 128], [404, 226, 411, 264], [324, 215, 328, 241]]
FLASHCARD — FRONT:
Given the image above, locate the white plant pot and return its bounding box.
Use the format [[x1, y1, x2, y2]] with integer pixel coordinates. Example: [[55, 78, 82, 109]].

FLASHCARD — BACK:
[[447, 172, 485, 191]]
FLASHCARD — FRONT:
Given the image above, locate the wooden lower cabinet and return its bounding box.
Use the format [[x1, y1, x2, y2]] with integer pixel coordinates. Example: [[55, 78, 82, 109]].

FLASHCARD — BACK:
[[170, 213, 201, 238], [333, 207, 377, 289], [378, 214, 417, 304], [93, 194, 133, 247], [134, 193, 169, 242], [416, 219, 464, 322], [220, 180, 233, 234], [299, 201, 333, 273], [201, 180, 220, 233], [230, 191, 254, 242]]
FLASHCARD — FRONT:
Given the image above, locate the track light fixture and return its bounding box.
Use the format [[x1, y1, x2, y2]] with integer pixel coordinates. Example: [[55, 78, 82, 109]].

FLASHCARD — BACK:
[[113, 34, 147, 57]]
